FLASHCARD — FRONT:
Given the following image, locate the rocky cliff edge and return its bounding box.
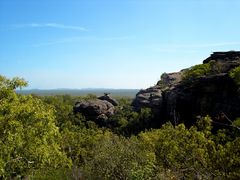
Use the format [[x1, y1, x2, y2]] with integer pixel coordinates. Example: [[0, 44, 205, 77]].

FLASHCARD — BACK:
[[132, 51, 240, 126]]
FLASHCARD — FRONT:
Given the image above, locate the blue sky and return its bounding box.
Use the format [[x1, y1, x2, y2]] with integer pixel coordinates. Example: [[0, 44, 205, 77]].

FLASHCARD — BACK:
[[0, 0, 240, 89]]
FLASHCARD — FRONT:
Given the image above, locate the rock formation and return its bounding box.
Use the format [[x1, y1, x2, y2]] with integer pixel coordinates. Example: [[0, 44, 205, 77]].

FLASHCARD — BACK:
[[98, 93, 119, 106], [132, 51, 240, 126], [203, 51, 240, 64], [132, 85, 162, 110], [132, 71, 185, 112], [164, 73, 240, 126], [74, 94, 118, 122]]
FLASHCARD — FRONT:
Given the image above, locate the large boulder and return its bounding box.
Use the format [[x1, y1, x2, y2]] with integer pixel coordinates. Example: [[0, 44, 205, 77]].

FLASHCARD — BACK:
[[74, 95, 118, 122], [132, 51, 240, 126]]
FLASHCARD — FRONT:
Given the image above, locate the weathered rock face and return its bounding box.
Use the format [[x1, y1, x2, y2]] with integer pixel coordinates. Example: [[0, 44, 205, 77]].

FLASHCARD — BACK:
[[203, 51, 240, 73], [132, 51, 240, 126], [74, 94, 118, 122], [132, 71, 184, 112], [164, 73, 240, 126], [158, 71, 184, 87], [132, 85, 163, 110], [203, 51, 240, 64]]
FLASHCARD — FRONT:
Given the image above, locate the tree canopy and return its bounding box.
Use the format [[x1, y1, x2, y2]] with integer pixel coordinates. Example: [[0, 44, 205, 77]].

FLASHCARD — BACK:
[[0, 76, 70, 178], [0, 75, 239, 179]]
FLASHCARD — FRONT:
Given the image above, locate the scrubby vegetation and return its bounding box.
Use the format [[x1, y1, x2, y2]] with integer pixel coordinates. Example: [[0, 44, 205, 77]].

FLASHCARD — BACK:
[[0, 75, 240, 179], [182, 63, 212, 81], [230, 65, 240, 87], [182, 60, 222, 82]]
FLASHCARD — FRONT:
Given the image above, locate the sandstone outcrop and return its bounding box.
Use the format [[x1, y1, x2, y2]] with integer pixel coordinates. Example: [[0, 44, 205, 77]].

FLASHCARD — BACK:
[[203, 51, 240, 64], [132, 85, 162, 110], [74, 94, 118, 122], [132, 51, 240, 126]]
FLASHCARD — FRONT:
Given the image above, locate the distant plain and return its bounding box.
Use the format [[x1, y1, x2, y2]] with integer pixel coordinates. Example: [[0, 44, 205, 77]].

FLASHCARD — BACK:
[[16, 89, 139, 98]]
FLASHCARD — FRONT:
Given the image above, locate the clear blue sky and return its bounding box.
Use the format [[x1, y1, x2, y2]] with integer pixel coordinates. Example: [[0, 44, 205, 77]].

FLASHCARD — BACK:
[[0, 0, 240, 89]]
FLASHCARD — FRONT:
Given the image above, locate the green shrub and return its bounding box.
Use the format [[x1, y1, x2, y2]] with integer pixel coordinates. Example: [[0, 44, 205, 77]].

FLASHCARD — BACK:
[[139, 116, 240, 179], [139, 118, 215, 179], [81, 134, 156, 180], [229, 66, 240, 86], [182, 63, 211, 81]]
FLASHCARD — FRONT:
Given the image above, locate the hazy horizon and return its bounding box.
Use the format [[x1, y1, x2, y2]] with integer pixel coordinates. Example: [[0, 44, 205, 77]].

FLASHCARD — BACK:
[[16, 88, 140, 97], [20, 87, 140, 90], [1, 0, 240, 89]]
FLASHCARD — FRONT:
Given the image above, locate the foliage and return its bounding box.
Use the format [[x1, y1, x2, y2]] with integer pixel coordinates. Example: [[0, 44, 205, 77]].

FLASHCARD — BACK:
[[1, 75, 240, 179], [28, 168, 71, 180], [0, 76, 70, 178], [81, 134, 156, 180], [60, 122, 108, 167], [108, 106, 153, 135], [139, 116, 240, 179], [182, 63, 212, 81], [139, 120, 214, 179], [0, 75, 28, 91], [229, 65, 240, 86], [233, 118, 240, 130], [182, 60, 224, 82], [39, 95, 75, 128]]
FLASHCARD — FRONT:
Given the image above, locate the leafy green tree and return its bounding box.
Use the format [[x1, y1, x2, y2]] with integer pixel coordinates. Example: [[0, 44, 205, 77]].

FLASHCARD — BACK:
[[0, 75, 70, 178]]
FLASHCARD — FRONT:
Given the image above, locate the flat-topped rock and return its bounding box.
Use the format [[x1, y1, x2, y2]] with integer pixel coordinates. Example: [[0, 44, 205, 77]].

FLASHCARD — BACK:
[[203, 51, 240, 64]]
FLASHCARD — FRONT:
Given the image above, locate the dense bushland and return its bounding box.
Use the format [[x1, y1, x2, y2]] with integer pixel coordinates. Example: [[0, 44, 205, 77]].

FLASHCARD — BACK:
[[0, 75, 240, 179]]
